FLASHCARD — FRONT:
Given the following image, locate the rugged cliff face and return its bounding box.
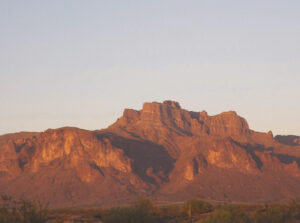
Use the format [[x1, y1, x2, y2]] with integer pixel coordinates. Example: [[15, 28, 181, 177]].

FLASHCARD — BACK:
[[0, 101, 300, 207]]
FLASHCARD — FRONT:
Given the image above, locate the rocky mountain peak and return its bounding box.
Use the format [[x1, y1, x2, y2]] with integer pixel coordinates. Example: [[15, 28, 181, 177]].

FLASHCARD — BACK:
[[112, 101, 251, 138], [0, 101, 300, 207], [2, 101, 299, 208], [162, 100, 181, 109]]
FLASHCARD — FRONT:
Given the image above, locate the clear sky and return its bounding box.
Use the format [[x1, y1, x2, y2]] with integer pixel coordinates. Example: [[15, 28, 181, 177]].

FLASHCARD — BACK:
[[0, 0, 299, 136]]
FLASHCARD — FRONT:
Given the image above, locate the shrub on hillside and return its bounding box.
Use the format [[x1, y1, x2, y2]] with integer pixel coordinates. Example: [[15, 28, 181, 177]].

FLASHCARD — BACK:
[[157, 204, 183, 218], [253, 206, 292, 223], [200, 204, 250, 223], [0, 195, 48, 223], [103, 198, 158, 223], [288, 199, 300, 221], [183, 199, 212, 217], [134, 198, 155, 212]]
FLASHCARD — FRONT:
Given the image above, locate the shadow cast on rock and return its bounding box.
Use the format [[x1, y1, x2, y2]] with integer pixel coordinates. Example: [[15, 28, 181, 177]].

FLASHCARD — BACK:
[[95, 132, 175, 186]]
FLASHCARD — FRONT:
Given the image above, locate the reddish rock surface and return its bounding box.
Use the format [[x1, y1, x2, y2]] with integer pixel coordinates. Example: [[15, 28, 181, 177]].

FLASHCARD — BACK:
[[0, 101, 300, 207]]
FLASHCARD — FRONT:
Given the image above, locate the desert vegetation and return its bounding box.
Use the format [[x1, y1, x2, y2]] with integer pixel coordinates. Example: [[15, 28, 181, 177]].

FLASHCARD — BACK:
[[1, 195, 300, 223], [0, 195, 48, 223], [54, 199, 300, 223], [47, 199, 300, 223]]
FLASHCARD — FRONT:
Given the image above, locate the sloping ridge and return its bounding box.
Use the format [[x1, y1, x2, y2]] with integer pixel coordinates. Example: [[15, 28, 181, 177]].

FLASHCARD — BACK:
[[0, 100, 300, 207]]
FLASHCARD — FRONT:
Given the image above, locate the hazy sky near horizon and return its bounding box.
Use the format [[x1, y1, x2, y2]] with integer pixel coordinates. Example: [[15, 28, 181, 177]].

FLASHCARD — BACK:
[[0, 0, 299, 136]]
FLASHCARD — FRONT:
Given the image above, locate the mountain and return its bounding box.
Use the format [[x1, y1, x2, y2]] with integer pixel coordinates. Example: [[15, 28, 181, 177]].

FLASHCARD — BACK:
[[275, 135, 300, 146], [0, 101, 300, 208]]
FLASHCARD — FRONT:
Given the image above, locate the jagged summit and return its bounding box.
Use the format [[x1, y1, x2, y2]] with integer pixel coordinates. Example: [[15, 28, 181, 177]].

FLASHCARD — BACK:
[[162, 100, 181, 109], [0, 100, 300, 208], [111, 100, 251, 137]]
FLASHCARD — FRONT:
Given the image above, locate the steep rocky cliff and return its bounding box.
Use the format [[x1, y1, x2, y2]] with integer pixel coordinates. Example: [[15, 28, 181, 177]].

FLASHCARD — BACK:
[[0, 101, 299, 207]]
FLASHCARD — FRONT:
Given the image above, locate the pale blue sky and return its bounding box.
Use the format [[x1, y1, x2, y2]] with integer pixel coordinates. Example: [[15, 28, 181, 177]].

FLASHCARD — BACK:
[[0, 0, 299, 135]]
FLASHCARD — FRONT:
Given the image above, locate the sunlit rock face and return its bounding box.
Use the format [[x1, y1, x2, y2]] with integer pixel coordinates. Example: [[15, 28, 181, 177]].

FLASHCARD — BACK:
[[0, 140, 22, 177], [2, 128, 133, 182], [205, 140, 258, 173], [1, 100, 300, 207], [111, 100, 251, 139]]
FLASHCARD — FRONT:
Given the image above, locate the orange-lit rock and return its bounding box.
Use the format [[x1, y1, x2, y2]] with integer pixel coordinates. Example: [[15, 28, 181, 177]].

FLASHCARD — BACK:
[[0, 100, 300, 207]]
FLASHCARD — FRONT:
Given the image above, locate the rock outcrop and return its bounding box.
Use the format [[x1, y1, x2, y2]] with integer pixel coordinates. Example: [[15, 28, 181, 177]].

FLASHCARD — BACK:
[[0, 101, 300, 207], [275, 135, 300, 146]]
